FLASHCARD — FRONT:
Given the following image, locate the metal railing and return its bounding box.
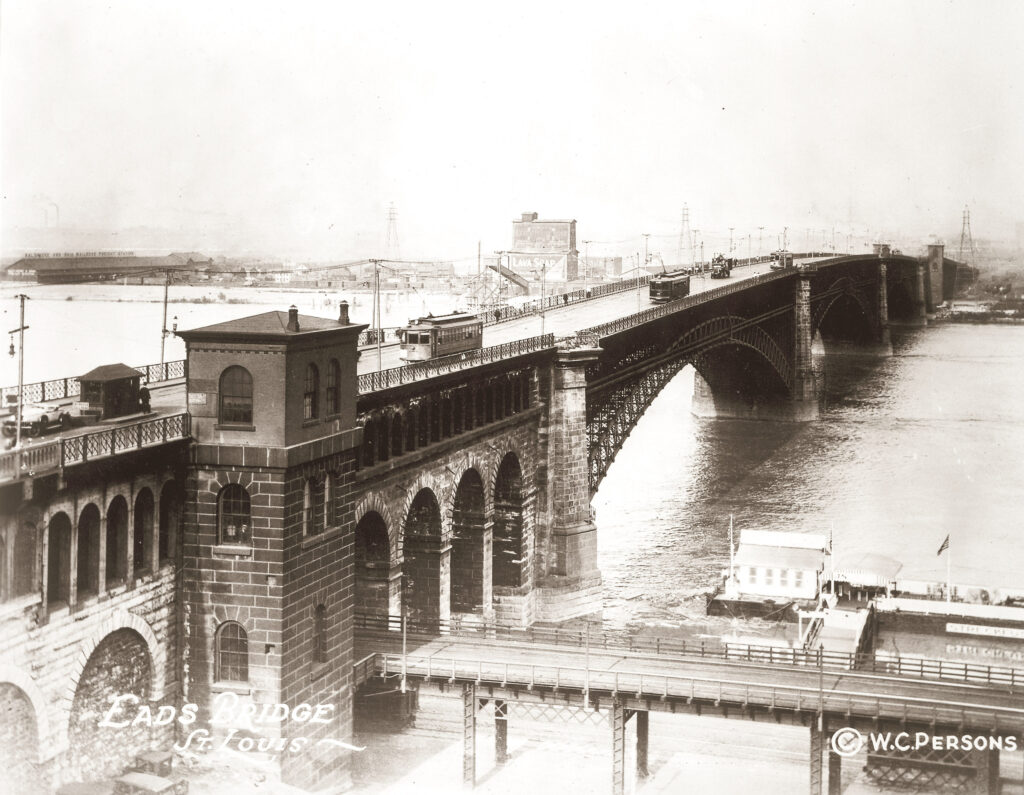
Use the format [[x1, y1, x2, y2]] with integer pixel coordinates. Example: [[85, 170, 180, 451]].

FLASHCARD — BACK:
[[358, 334, 555, 394], [372, 652, 1024, 731], [480, 276, 653, 327], [579, 271, 794, 339], [2, 359, 186, 406], [0, 412, 190, 483], [355, 613, 1022, 688]]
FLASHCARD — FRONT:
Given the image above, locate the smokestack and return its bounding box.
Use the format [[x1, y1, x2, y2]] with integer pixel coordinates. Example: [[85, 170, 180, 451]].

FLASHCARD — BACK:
[[338, 300, 349, 325], [286, 305, 300, 332]]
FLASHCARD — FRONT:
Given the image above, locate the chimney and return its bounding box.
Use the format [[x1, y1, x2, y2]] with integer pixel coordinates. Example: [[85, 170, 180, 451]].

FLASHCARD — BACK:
[[286, 305, 300, 332], [338, 300, 349, 325]]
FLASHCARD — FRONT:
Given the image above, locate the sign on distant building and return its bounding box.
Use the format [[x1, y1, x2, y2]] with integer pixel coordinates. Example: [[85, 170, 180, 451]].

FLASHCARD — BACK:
[[509, 211, 579, 281]]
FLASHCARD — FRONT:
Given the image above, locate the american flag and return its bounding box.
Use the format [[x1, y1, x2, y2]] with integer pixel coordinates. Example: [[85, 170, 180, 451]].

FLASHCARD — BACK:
[[937, 534, 950, 556]]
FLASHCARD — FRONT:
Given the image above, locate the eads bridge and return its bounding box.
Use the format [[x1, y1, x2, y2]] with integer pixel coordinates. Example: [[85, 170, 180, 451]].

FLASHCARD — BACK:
[[0, 244, 987, 794]]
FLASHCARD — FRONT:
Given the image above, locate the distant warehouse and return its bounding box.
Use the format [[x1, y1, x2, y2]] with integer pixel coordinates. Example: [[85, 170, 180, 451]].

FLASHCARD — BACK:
[[4, 251, 212, 284]]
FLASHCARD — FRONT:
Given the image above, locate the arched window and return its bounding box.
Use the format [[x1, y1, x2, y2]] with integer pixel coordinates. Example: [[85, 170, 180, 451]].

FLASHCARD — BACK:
[[219, 366, 253, 425], [218, 484, 251, 545], [314, 604, 327, 664], [305, 477, 325, 535], [13, 522, 37, 597], [326, 359, 340, 416], [216, 622, 249, 683], [325, 473, 335, 528], [303, 363, 319, 421]]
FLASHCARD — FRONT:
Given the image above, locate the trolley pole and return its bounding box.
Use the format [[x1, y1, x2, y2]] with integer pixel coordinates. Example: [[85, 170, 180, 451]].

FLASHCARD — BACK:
[[374, 260, 383, 370], [160, 271, 170, 370], [10, 294, 30, 450], [582, 240, 590, 297]]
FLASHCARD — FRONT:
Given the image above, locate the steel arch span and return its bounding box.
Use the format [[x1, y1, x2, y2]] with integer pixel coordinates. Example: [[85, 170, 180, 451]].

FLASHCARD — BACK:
[[586, 314, 793, 493]]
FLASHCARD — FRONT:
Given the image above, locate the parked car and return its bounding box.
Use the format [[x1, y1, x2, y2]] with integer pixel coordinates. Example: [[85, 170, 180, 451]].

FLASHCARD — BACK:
[[2, 400, 76, 438]]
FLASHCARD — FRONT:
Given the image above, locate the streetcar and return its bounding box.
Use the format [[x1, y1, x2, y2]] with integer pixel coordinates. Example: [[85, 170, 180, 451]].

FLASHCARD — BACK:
[[770, 251, 794, 270], [649, 270, 692, 303], [398, 312, 484, 361]]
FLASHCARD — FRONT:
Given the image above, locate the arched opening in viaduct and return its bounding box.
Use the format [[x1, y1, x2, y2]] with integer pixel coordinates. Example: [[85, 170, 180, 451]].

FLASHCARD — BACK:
[[354, 511, 390, 618], [691, 343, 790, 418], [492, 453, 525, 590], [133, 488, 154, 577], [450, 469, 486, 615], [0, 683, 44, 794], [105, 496, 128, 589], [68, 628, 152, 782], [886, 269, 917, 321], [815, 293, 875, 348], [77, 504, 101, 601], [158, 480, 182, 565], [402, 489, 442, 627], [47, 512, 72, 607]]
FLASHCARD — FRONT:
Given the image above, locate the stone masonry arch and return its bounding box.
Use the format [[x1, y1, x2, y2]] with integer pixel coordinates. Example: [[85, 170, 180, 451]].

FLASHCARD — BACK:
[[0, 663, 51, 762], [62, 609, 166, 744], [353, 493, 398, 563]]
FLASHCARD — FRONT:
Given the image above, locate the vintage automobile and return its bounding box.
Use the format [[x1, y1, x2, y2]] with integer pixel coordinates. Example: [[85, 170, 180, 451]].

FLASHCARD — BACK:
[[2, 399, 76, 438]]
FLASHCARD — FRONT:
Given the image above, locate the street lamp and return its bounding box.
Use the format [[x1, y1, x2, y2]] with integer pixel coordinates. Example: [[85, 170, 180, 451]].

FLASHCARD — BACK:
[[9, 294, 29, 450]]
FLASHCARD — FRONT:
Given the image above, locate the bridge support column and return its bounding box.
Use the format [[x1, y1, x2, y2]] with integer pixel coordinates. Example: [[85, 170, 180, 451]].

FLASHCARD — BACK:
[[809, 720, 824, 795], [462, 684, 476, 789], [971, 747, 999, 795], [537, 346, 602, 621], [494, 700, 508, 766], [792, 271, 820, 421], [875, 261, 892, 354], [827, 743, 842, 795], [611, 700, 626, 795], [908, 262, 929, 326], [636, 710, 649, 780]]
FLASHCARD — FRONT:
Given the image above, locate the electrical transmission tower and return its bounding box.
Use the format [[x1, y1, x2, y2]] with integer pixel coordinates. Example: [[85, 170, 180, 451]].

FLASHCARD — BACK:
[[679, 205, 691, 267], [385, 203, 401, 261], [956, 205, 977, 295]]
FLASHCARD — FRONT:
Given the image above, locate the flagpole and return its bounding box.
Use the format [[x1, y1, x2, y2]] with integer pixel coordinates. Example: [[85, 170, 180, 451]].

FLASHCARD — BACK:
[[946, 536, 952, 604]]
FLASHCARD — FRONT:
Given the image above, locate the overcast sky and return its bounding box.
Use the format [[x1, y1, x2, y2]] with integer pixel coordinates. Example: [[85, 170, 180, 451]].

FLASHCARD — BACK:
[[2, 0, 1022, 262]]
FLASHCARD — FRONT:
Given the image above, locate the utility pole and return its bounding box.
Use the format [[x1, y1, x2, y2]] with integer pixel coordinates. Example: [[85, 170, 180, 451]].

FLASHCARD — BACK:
[[729, 227, 734, 254], [582, 240, 591, 297], [160, 271, 170, 370], [477, 241, 481, 311], [370, 259, 383, 369], [642, 233, 650, 265], [783, 226, 789, 251], [693, 230, 700, 273], [635, 253, 642, 310], [9, 294, 29, 450], [758, 226, 765, 257]]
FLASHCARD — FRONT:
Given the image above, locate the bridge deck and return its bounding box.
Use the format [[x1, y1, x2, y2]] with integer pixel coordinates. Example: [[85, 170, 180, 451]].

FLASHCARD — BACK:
[[355, 629, 1024, 734]]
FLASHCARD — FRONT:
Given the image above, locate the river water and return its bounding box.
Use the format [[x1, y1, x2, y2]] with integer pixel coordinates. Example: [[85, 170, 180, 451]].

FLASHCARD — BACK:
[[4, 286, 1023, 635], [594, 323, 1024, 631]]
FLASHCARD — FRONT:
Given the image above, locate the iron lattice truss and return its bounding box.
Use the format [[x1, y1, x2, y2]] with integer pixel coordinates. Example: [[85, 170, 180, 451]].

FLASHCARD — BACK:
[[586, 311, 794, 493], [809, 274, 878, 337], [864, 744, 979, 793], [511, 701, 609, 727]]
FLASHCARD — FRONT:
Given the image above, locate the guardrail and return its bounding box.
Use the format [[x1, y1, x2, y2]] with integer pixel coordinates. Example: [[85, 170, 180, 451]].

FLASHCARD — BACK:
[[355, 613, 1022, 688], [0, 412, 190, 483], [373, 653, 1024, 730], [2, 359, 186, 406], [579, 270, 794, 339], [480, 276, 653, 327], [357, 334, 555, 394]]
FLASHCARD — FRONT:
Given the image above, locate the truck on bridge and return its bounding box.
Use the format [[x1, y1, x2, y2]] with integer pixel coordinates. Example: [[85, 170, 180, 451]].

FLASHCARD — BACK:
[[710, 254, 734, 278]]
